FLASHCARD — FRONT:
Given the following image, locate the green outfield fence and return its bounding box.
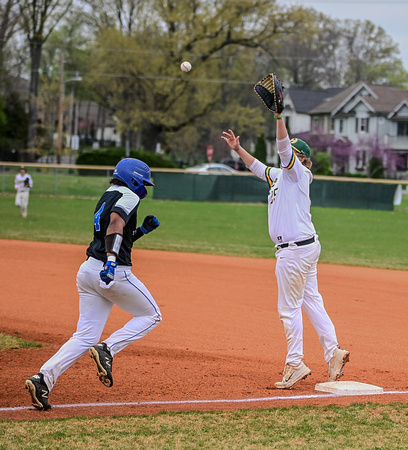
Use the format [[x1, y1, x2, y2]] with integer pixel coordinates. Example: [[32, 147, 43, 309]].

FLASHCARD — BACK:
[[1, 162, 407, 210]]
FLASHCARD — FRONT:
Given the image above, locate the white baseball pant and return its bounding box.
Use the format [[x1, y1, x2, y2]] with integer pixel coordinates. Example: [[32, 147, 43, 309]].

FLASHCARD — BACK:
[[275, 239, 338, 367], [41, 257, 162, 391]]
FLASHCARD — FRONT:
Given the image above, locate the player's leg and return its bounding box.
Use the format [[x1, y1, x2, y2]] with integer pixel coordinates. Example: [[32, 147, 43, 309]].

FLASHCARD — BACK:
[[87, 264, 161, 387], [274, 249, 311, 388], [275, 249, 306, 365], [301, 241, 338, 362], [15, 192, 23, 214], [301, 241, 350, 380], [100, 268, 162, 356], [21, 191, 29, 217], [38, 261, 113, 392]]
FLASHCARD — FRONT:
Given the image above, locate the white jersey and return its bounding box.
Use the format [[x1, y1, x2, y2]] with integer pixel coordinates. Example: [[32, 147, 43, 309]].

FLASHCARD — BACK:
[[15, 173, 33, 192], [249, 135, 315, 246]]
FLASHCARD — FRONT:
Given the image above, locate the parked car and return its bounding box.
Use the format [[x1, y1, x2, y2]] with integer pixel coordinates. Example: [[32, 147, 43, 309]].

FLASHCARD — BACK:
[[185, 163, 239, 174], [220, 158, 248, 171]]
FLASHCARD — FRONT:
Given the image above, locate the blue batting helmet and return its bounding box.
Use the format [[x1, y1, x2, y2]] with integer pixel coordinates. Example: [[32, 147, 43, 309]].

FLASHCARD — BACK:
[[113, 158, 154, 199]]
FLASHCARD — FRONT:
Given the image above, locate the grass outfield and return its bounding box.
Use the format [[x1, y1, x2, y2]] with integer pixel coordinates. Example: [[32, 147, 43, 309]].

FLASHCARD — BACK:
[[0, 193, 407, 270]]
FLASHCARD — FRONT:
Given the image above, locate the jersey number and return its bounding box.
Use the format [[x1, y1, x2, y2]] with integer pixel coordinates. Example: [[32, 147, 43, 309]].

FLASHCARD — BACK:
[[94, 202, 105, 232]]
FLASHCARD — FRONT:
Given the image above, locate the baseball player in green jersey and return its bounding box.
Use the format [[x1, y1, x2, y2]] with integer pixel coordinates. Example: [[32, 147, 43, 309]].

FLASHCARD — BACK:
[[222, 113, 349, 389]]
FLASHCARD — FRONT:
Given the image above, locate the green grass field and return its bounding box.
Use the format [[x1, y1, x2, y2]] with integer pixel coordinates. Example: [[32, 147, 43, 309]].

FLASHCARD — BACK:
[[1, 403, 407, 448], [1, 191, 407, 448], [1, 193, 407, 270]]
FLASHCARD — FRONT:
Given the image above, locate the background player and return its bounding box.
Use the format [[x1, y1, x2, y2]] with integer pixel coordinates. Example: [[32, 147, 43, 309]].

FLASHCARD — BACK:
[[14, 166, 33, 218], [25, 158, 162, 410], [221, 113, 349, 389]]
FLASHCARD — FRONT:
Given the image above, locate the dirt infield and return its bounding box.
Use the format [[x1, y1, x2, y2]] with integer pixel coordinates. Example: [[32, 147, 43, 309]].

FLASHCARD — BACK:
[[1, 240, 407, 420]]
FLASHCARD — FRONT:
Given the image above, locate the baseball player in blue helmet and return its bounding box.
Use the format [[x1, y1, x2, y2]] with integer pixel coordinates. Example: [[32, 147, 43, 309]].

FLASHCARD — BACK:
[[25, 158, 162, 410]]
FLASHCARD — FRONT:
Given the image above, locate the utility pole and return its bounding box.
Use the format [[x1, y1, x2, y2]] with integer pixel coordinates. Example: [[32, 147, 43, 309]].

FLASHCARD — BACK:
[[57, 53, 65, 164]]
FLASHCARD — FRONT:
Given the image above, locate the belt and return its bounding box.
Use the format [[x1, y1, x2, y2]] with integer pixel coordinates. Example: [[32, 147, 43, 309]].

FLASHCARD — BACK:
[[276, 236, 315, 250]]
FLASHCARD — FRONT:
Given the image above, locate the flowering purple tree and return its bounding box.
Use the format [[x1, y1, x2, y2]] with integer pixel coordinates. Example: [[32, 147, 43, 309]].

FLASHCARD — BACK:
[[358, 136, 395, 178], [297, 129, 355, 175]]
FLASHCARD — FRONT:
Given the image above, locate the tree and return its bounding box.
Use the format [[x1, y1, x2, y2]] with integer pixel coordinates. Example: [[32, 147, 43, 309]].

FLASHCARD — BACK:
[[342, 19, 407, 87], [19, 0, 73, 158], [0, 0, 21, 89], [81, 0, 145, 35], [85, 0, 305, 158], [253, 133, 267, 163], [262, 9, 347, 89], [0, 91, 29, 161], [267, 8, 407, 89]]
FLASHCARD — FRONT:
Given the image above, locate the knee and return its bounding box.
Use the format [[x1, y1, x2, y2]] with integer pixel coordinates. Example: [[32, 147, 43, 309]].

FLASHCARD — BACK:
[[153, 312, 162, 325], [71, 330, 101, 347]]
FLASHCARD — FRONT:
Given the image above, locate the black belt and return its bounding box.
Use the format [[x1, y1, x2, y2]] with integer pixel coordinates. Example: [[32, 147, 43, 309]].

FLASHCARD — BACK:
[[276, 236, 315, 249]]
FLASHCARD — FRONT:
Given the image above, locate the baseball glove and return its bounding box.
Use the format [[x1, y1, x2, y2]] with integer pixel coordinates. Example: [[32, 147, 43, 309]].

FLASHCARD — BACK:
[[254, 73, 285, 113], [24, 177, 30, 188]]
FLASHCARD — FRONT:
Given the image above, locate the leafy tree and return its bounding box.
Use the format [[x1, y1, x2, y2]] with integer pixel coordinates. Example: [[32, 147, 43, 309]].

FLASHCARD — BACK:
[[0, 91, 28, 160], [268, 8, 407, 89], [253, 133, 267, 163], [0, 0, 20, 89], [19, 0, 73, 157], [85, 0, 307, 159], [342, 19, 407, 87], [263, 9, 347, 89], [368, 156, 384, 179], [81, 0, 145, 35], [313, 152, 332, 176]]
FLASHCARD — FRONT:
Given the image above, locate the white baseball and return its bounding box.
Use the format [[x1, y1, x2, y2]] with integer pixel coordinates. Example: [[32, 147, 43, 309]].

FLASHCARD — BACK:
[[180, 61, 192, 72]]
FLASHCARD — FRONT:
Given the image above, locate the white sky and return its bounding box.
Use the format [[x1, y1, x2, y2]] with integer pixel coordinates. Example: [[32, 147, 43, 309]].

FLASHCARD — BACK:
[[283, 0, 408, 70]]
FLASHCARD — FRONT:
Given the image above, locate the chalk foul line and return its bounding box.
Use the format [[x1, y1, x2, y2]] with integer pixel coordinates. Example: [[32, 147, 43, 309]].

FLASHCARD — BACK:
[[1, 390, 407, 412]]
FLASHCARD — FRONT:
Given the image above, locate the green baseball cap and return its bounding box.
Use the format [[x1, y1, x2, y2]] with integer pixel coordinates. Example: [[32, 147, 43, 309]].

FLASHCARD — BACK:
[[290, 138, 311, 158]]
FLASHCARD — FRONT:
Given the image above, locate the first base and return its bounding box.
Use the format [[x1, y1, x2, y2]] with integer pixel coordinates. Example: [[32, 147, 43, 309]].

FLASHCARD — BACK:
[[315, 381, 384, 396]]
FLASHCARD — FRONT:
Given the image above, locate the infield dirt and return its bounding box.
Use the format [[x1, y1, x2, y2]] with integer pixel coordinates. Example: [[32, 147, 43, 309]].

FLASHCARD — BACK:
[[1, 240, 407, 420]]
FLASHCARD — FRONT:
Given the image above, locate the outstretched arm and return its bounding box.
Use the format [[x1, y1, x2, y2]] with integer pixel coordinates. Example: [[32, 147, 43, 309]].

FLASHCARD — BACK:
[[221, 129, 255, 168], [274, 113, 288, 141]]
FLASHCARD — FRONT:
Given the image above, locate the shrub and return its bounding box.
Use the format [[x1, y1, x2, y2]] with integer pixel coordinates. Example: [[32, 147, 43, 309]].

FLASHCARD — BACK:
[[313, 152, 332, 176], [76, 147, 177, 175]]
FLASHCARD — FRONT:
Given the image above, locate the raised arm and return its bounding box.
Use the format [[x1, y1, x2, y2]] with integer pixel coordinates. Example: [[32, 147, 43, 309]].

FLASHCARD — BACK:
[[221, 129, 255, 168]]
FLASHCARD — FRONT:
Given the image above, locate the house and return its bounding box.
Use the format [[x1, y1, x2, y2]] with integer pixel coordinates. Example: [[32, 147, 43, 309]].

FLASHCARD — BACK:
[[266, 82, 408, 179], [309, 82, 408, 178], [74, 100, 120, 148], [285, 87, 345, 134], [266, 87, 345, 165]]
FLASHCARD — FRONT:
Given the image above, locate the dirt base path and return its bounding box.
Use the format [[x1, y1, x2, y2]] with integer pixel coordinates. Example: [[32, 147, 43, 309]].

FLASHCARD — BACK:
[[1, 240, 407, 420]]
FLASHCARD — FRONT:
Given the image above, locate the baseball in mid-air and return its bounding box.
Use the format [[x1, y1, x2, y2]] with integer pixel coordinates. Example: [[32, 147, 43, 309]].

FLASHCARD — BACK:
[[180, 61, 192, 72]]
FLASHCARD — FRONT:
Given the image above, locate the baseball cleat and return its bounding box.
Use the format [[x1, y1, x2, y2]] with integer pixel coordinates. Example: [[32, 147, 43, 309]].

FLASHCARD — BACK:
[[25, 373, 51, 411], [89, 343, 113, 387], [328, 347, 350, 381], [274, 361, 311, 389]]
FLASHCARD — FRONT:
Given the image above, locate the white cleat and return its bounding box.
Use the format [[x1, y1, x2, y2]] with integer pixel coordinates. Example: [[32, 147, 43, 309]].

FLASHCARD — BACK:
[[275, 361, 311, 389], [328, 347, 350, 382]]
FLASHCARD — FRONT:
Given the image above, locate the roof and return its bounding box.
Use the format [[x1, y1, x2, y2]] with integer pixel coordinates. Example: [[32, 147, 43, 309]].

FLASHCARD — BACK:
[[288, 88, 345, 113], [310, 82, 408, 116]]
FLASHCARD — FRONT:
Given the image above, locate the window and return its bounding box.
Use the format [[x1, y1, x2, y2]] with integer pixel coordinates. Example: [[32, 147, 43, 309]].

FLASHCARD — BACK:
[[355, 118, 369, 133], [397, 121, 408, 136], [396, 153, 408, 171], [330, 118, 335, 131], [356, 150, 367, 169], [339, 119, 344, 133]]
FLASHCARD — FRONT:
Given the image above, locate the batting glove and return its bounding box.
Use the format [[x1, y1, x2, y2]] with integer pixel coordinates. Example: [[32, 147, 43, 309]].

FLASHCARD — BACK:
[[100, 261, 118, 285], [140, 215, 160, 234]]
